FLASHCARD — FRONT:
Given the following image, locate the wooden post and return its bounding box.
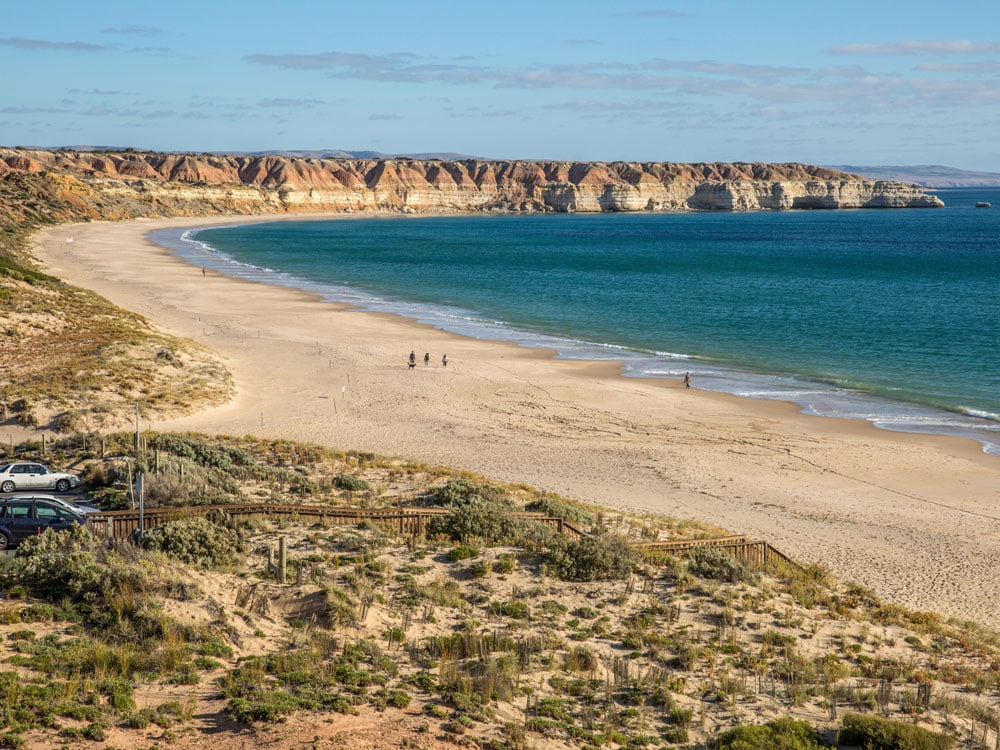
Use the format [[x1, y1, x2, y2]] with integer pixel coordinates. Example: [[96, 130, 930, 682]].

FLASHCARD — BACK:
[[279, 536, 286, 583]]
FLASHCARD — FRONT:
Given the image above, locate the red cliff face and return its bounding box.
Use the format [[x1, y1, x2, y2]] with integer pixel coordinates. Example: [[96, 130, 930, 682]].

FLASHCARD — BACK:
[[0, 149, 943, 217]]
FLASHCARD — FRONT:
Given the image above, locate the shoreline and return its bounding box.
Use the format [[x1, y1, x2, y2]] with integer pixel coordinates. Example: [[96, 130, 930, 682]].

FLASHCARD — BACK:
[[162, 217, 1000, 457], [31, 214, 1000, 625]]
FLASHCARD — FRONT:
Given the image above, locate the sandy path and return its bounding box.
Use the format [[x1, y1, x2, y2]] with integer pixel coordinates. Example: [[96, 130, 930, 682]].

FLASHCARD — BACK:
[[33, 216, 1000, 626]]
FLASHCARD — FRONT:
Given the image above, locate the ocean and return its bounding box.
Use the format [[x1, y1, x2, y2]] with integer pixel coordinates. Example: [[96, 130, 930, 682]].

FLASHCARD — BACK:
[[151, 187, 1000, 455]]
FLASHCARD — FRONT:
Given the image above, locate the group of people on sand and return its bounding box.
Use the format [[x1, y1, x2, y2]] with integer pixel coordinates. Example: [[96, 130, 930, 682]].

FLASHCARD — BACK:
[[409, 350, 447, 369]]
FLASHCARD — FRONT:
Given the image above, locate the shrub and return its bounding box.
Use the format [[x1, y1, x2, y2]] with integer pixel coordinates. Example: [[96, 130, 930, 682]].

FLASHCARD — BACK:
[[446, 544, 479, 562], [524, 496, 594, 527], [7, 525, 109, 602], [140, 517, 244, 568], [89, 486, 130, 511], [710, 717, 824, 749], [333, 473, 370, 492], [544, 532, 636, 581], [429, 499, 523, 545], [429, 479, 507, 507], [493, 554, 515, 574], [839, 712, 955, 750], [469, 560, 490, 578], [688, 547, 757, 583]]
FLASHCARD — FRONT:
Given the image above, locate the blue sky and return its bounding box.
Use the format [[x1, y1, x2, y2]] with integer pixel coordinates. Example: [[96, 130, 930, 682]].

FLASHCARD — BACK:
[[4, 0, 1000, 170]]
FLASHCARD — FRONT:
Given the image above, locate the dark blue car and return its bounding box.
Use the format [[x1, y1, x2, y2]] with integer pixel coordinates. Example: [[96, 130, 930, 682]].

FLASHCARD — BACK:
[[0, 497, 86, 550]]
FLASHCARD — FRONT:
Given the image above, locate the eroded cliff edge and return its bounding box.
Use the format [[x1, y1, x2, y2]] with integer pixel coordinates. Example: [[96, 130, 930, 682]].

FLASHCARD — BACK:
[[0, 149, 943, 218]]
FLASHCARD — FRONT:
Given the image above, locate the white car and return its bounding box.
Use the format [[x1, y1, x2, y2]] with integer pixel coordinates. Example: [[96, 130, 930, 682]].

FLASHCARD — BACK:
[[0, 462, 80, 494], [5, 493, 99, 515]]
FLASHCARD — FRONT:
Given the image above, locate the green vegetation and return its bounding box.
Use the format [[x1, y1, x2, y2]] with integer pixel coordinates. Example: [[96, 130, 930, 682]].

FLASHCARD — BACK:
[[0, 432, 995, 748], [140, 516, 245, 568], [839, 712, 955, 750], [711, 717, 826, 749]]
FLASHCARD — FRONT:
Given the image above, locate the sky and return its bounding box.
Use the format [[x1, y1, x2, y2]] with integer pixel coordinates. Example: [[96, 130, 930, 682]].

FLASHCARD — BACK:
[[4, 1, 1000, 171]]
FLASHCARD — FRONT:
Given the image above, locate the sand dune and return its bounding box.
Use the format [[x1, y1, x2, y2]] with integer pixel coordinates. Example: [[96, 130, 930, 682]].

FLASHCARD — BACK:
[[34, 216, 1000, 626]]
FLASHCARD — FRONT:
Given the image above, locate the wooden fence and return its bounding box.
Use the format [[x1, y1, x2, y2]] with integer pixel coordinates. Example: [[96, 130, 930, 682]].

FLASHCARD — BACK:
[[85, 504, 585, 542], [634, 535, 799, 568], [85, 503, 793, 569]]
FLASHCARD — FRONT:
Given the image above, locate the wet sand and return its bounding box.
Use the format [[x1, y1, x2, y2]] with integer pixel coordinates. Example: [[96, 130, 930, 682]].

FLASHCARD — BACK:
[[33, 216, 1000, 626]]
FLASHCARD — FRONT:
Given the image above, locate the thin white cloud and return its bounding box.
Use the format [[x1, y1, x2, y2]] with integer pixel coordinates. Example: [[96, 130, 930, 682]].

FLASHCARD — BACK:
[[68, 88, 131, 96], [369, 113, 404, 121], [130, 46, 172, 55], [258, 97, 325, 108], [102, 25, 161, 37], [241, 47, 1000, 115], [831, 40, 1000, 55], [812, 65, 870, 80], [613, 10, 686, 19], [0, 105, 69, 113], [916, 61, 1000, 73], [0, 37, 103, 52], [642, 59, 808, 79]]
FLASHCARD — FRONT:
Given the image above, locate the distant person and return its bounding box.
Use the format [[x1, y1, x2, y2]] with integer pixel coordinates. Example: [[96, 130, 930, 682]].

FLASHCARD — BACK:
[[442, 353, 448, 367], [201, 268, 206, 276], [424, 352, 430, 366], [683, 371, 692, 388], [408, 350, 416, 369]]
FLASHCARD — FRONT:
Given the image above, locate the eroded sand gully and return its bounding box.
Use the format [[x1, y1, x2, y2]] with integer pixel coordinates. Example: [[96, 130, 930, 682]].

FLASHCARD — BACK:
[[34, 216, 1000, 625]]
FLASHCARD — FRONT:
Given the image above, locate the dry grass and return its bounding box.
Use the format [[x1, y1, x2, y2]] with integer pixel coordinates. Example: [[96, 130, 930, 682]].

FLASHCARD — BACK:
[[0, 432, 996, 749], [0, 173, 234, 431]]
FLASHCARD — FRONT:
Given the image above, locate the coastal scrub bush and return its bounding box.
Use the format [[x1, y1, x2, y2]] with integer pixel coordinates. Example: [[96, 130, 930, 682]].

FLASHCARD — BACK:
[[839, 712, 955, 750], [140, 517, 244, 568], [524, 496, 594, 527], [6, 525, 117, 602], [149, 433, 258, 473], [710, 717, 826, 749], [429, 479, 508, 508], [446, 544, 479, 562], [687, 547, 757, 583], [544, 532, 636, 581], [429, 499, 523, 545], [333, 473, 370, 492]]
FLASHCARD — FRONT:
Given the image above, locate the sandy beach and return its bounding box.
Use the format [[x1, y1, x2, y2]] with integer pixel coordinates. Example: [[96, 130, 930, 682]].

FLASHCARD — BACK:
[[33, 215, 1000, 626]]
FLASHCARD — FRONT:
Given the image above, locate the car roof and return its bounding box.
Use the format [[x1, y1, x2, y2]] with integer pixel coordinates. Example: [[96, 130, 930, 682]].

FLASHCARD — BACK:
[[2, 494, 97, 511]]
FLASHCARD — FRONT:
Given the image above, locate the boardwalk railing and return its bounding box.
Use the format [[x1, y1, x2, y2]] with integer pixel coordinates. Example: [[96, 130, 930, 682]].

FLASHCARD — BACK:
[[86, 503, 792, 569], [85, 504, 586, 542], [634, 536, 799, 568]]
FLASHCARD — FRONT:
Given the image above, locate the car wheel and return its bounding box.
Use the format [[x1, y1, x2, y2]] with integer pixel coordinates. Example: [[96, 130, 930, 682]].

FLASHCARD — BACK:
[[55, 479, 71, 493], [0, 532, 10, 551], [0, 481, 14, 493]]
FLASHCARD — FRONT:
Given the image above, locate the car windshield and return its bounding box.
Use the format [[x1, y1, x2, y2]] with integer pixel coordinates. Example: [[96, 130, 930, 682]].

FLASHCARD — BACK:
[[0, 464, 9, 473]]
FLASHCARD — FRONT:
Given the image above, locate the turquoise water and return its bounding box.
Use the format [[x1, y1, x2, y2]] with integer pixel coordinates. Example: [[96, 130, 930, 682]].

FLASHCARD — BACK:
[[152, 187, 1000, 454]]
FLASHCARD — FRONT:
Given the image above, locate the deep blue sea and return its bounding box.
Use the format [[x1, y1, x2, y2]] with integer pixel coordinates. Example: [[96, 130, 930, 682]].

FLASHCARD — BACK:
[[151, 187, 1000, 455]]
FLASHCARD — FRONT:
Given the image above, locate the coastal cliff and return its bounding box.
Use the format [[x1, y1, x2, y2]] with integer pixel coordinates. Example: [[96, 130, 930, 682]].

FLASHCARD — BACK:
[[0, 148, 943, 219]]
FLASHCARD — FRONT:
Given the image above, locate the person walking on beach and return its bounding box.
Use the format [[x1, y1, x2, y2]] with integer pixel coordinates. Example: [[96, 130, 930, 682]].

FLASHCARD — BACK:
[[424, 352, 430, 366], [442, 354, 448, 367], [408, 351, 416, 369], [683, 371, 692, 388]]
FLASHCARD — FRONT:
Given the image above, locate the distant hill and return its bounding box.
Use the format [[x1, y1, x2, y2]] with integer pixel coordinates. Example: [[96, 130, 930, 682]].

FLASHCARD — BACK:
[[829, 164, 1000, 188]]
